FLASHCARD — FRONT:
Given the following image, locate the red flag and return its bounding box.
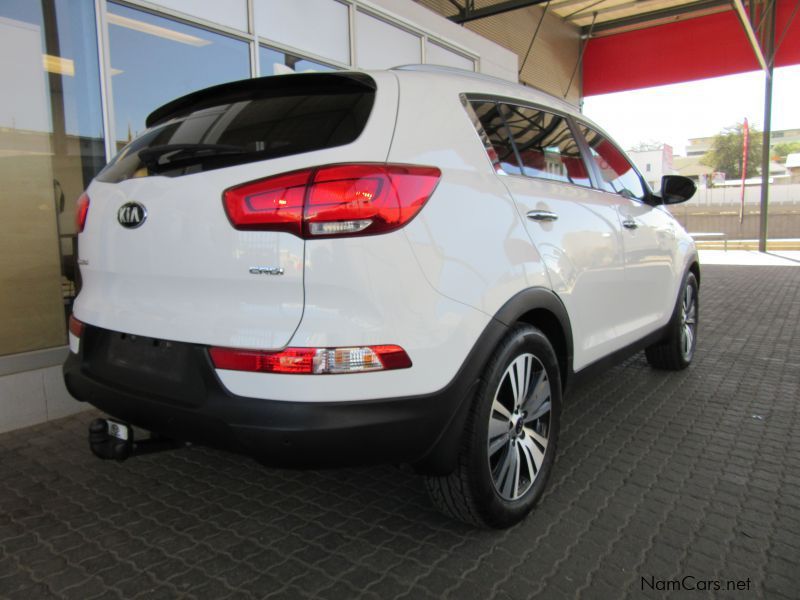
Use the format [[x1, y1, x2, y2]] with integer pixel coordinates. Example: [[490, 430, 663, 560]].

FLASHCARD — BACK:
[[740, 119, 749, 224]]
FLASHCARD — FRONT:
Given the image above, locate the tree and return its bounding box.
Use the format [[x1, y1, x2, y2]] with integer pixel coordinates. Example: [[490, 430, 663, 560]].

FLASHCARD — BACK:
[[772, 142, 800, 163], [700, 123, 763, 179], [629, 140, 663, 152]]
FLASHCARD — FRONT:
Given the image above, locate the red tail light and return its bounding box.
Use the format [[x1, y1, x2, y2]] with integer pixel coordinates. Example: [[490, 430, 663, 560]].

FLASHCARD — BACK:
[[223, 164, 440, 238], [209, 345, 412, 374], [76, 193, 90, 233], [68, 315, 84, 338]]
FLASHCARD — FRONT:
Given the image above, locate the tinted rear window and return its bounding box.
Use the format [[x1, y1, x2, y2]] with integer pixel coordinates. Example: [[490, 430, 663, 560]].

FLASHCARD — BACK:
[[97, 74, 375, 182]]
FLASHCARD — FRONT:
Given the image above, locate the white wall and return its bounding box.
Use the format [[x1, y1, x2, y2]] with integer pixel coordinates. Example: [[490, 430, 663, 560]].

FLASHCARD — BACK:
[[148, 0, 249, 31], [355, 10, 421, 68], [0, 365, 89, 434], [629, 147, 676, 191], [142, 0, 518, 77], [254, 0, 351, 65], [361, 0, 517, 79]]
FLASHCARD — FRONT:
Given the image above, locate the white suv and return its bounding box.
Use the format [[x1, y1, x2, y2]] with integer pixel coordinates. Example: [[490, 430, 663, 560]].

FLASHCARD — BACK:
[[64, 66, 699, 528]]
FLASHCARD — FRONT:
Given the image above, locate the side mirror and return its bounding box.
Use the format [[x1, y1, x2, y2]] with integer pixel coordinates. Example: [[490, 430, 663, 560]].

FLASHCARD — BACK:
[[658, 175, 696, 204]]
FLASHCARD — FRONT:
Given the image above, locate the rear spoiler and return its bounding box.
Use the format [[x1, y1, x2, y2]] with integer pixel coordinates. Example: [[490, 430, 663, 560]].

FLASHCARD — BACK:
[[146, 72, 377, 128]]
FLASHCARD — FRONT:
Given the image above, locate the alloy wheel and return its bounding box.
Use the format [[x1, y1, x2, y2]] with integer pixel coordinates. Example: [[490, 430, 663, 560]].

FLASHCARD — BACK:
[[487, 353, 551, 501], [680, 282, 697, 361]]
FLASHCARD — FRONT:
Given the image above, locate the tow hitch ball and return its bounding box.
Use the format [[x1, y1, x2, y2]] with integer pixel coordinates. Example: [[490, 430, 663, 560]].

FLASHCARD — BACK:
[[89, 418, 184, 461]]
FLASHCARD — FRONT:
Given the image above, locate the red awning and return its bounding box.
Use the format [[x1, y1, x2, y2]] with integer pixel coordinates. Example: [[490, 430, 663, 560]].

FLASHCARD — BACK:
[[583, 0, 800, 96]]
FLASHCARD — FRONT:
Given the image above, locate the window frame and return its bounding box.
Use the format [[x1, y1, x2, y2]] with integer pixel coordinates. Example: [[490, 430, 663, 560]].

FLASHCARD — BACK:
[[572, 119, 654, 204], [258, 43, 340, 75], [498, 102, 595, 189], [463, 93, 600, 192]]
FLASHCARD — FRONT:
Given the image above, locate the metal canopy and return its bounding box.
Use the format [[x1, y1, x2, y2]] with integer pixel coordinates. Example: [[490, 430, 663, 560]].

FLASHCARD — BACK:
[[445, 0, 732, 30], [443, 0, 796, 75]]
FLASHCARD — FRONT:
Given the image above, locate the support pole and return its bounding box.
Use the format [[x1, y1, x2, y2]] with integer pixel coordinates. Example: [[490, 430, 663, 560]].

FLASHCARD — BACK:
[[758, 0, 776, 253]]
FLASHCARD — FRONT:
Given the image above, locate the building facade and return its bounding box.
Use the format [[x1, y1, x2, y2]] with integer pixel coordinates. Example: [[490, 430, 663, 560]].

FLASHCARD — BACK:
[[0, 0, 517, 432], [686, 127, 800, 157], [627, 145, 676, 191]]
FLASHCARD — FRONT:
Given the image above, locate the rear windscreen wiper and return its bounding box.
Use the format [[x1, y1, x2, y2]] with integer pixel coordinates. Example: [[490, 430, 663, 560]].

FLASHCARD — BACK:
[[138, 143, 246, 169]]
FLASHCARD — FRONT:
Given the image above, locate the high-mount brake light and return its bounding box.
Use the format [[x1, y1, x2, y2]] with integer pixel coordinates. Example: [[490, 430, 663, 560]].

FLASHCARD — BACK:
[[209, 345, 412, 375], [76, 193, 90, 233], [223, 164, 440, 238]]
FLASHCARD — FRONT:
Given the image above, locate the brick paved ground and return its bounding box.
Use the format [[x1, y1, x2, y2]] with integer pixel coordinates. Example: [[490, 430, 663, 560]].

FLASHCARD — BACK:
[[1, 265, 798, 599]]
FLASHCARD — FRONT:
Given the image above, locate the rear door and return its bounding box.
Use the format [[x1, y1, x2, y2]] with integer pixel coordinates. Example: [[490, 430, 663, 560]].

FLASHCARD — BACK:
[[76, 72, 398, 349], [468, 99, 629, 370]]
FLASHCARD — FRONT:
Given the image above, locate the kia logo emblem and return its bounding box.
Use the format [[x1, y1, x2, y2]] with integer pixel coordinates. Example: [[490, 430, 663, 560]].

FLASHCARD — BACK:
[[117, 202, 147, 228]]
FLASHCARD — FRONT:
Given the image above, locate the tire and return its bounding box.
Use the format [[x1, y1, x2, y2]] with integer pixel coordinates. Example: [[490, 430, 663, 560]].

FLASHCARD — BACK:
[[425, 324, 561, 528], [645, 271, 698, 370]]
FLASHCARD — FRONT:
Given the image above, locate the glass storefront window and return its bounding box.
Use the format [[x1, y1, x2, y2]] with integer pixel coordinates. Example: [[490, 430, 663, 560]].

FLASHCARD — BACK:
[[0, 0, 104, 356], [107, 3, 251, 146], [259, 46, 337, 76]]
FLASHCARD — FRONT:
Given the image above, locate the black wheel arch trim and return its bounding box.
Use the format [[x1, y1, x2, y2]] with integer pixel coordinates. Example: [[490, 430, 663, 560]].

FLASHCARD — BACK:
[[416, 286, 573, 473], [493, 286, 574, 389]]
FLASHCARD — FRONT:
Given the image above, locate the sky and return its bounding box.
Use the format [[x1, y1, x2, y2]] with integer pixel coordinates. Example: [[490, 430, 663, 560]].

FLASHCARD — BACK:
[[582, 64, 799, 157]]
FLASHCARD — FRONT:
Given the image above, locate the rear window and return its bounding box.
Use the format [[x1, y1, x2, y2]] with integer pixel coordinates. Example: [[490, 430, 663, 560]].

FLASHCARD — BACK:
[[499, 104, 591, 188], [97, 73, 375, 183]]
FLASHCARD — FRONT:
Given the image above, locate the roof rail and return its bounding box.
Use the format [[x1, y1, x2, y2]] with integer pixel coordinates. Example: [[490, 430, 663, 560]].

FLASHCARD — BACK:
[[392, 64, 511, 85]]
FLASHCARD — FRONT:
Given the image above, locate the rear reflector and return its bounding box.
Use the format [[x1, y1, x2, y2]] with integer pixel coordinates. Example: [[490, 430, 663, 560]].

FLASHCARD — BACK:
[[76, 193, 90, 233], [68, 315, 84, 354], [68, 315, 85, 338], [209, 345, 411, 374], [223, 163, 440, 238]]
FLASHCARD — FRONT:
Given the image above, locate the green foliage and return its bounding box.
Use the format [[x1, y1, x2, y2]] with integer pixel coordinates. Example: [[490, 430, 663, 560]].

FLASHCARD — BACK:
[[772, 142, 800, 162], [700, 123, 763, 179]]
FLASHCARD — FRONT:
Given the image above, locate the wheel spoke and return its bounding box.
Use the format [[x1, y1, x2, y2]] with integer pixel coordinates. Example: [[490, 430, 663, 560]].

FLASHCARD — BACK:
[[526, 400, 551, 423], [520, 440, 536, 482], [489, 412, 509, 440], [522, 371, 550, 422], [524, 426, 548, 450], [521, 434, 545, 472], [495, 446, 513, 494], [501, 444, 519, 498], [508, 356, 530, 410], [686, 302, 697, 324], [491, 399, 512, 421], [489, 431, 510, 457]]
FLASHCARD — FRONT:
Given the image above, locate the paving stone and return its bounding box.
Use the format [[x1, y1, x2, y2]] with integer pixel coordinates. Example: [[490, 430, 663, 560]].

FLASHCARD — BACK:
[[1, 265, 798, 598]]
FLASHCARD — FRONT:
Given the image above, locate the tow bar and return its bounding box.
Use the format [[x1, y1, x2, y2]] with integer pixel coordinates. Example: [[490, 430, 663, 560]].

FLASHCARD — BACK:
[[89, 418, 185, 461]]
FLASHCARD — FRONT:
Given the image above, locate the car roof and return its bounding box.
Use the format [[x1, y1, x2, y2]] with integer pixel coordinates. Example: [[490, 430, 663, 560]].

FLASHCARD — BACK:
[[390, 64, 586, 121]]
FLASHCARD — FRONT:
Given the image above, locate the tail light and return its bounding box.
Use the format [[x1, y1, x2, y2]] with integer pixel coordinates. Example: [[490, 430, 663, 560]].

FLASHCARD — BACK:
[[76, 193, 90, 233], [223, 163, 440, 238], [209, 345, 412, 374]]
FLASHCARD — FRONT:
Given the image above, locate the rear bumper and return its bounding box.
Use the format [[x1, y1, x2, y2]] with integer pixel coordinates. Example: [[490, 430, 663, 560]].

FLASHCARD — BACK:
[[63, 323, 505, 470]]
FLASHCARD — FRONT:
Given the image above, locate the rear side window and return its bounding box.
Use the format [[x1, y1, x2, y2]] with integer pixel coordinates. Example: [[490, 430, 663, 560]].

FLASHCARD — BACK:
[[578, 124, 646, 200], [468, 100, 522, 176], [98, 74, 375, 183], [499, 104, 591, 188]]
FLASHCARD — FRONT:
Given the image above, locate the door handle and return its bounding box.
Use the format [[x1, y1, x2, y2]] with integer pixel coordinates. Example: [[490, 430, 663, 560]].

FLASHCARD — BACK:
[[527, 210, 558, 222], [622, 218, 639, 230]]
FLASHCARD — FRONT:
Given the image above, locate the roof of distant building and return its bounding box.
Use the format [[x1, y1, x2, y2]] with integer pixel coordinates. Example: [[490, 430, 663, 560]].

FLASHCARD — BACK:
[[673, 156, 713, 177]]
